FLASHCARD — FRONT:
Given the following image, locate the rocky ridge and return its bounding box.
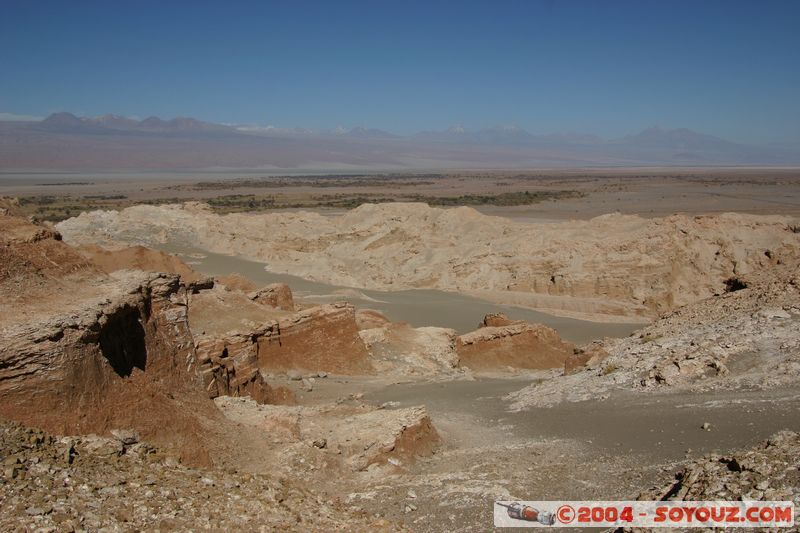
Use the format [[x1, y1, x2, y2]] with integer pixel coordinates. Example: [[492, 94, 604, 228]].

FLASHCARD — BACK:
[[56, 202, 800, 320], [507, 258, 800, 409]]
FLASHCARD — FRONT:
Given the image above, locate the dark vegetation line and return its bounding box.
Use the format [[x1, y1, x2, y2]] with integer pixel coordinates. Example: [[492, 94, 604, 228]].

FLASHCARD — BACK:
[[17, 189, 583, 221]]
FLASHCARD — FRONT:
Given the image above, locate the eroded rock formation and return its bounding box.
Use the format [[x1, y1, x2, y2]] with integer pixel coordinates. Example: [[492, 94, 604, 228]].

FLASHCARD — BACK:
[[507, 258, 800, 409], [636, 431, 799, 504], [193, 301, 372, 375], [456, 318, 575, 370], [56, 202, 800, 320], [248, 283, 294, 311], [360, 323, 459, 375]]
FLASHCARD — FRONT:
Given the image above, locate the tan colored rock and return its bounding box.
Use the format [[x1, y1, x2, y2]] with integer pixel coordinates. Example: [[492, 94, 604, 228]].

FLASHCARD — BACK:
[[0, 214, 286, 466], [216, 273, 258, 292], [563, 341, 610, 375], [508, 258, 800, 410], [360, 323, 458, 375], [193, 302, 371, 376], [215, 397, 440, 472], [195, 335, 295, 405], [479, 312, 519, 328], [247, 283, 294, 311], [456, 322, 575, 370], [257, 302, 372, 374], [0, 269, 219, 466], [187, 285, 289, 337], [355, 308, 391, 330], [75, 243, 204, 282], [56, 203, 800, 320]]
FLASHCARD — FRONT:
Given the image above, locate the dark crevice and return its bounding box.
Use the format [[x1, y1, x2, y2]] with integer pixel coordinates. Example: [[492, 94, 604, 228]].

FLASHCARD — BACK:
[[99, 305, 147, 377]]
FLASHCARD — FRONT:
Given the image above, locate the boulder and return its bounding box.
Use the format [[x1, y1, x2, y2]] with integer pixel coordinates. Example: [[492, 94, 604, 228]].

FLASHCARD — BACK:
[[196, 302, 372, 376], [216, 273, 258, 292], [256, 302, 372, 374], [479, 312, 519, 328], [456, 322, 574, 370], [355, 308, 391, 330], [248, 283, 294, 311], [563, 341, 610, 375], [195, 335, 295, 405]]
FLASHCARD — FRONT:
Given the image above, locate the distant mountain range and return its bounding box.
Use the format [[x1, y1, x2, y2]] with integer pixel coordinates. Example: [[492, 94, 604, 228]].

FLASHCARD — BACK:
[[0, 112, 798, 170]]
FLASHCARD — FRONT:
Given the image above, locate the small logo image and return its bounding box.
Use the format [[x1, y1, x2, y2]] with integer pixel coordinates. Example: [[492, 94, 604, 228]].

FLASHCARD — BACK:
[[496, 502, 556, 525], [556, 504, 575, 524]]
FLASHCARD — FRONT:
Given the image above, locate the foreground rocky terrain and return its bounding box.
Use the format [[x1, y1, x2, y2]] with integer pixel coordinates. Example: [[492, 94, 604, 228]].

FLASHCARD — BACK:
[[0, 419, 396, 532], [56, 202, 800, 321]]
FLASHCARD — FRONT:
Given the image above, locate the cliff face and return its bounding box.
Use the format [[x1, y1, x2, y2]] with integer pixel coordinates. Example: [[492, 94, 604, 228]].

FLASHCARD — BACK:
[[0, 215, 263, 465], [456, 319, 575, 370], [195, 302, 373, 376], [56, 203, 800, 320], [0, 272, 221, 465]]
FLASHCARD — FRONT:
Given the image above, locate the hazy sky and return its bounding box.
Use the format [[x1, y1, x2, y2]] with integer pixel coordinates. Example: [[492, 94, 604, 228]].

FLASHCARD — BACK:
[[1, 0, 798, 142]]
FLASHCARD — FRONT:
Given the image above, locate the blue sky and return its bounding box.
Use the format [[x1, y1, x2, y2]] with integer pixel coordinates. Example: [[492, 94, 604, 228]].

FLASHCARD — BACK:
[[1, 0, 798, 142]]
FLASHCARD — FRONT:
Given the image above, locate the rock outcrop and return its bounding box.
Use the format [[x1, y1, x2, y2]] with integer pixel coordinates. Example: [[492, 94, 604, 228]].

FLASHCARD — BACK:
[[76, 243, 204, 282], [1, 214, 102, 306], [456, 319, 575, 370], [507, 258, 800, 409], [0, 270, 220, 465], [258, 302, 372, 374], [193, 302, 372, 376], [0, 214, 293, 465], [195, 336, 294, 405], [360, 323, 459, 375], [56, 203, 800, 320], [635, 431, 799, 504], [248, 283, 294, 311], [215, 397, 440, 472]]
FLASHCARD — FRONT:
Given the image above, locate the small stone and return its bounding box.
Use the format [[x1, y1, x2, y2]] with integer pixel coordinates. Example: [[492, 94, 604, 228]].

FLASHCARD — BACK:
[[287, 370, 303, 381], [701, 422, 711, 431], [407, 490, 417, 499], [110, 429, 139, 445], [313, 439, 327, 449], [2, 456, 20, 466], [26, 504, 52, 516]]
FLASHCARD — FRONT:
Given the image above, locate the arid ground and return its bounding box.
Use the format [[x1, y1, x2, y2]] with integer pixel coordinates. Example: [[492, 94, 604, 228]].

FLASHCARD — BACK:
[[1, 169, 799, 532]]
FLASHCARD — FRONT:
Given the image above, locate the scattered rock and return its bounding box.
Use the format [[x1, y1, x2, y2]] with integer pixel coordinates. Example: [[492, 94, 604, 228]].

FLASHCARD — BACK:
[[110, 429, 139, 445], [248, 283, 294, 311]]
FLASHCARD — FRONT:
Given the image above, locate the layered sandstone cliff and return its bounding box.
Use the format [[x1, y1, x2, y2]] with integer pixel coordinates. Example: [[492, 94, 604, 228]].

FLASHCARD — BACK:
[[189, 284, 372, 376], [56, 202, 800, 320], [507, 257, 800, 409], [456, 316, 575, 370], [0, 215, 281, 464]]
